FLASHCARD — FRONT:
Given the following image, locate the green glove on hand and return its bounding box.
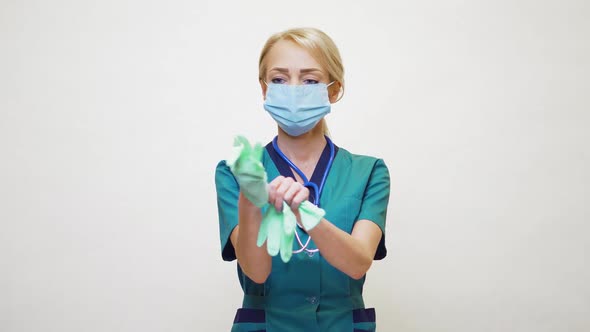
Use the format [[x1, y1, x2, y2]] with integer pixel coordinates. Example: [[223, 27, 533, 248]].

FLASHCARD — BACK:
[[226, 135, 268, 207]]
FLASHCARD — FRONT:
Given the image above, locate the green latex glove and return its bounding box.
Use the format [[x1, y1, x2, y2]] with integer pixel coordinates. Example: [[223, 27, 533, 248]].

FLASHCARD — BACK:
[[226, 135, 268, 207], [257, 201, 325, 263], [299, 201, 326, 231], [227, 135, 326, 262], [257, 202, 296, 263]]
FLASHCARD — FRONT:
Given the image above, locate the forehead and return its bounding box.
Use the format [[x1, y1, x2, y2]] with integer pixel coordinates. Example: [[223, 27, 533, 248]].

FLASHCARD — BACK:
[[265, 39, 324, 72]]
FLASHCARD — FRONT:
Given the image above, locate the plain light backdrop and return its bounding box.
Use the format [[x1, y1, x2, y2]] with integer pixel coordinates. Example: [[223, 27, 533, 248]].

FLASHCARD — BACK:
[[1, 0, 589, 331]]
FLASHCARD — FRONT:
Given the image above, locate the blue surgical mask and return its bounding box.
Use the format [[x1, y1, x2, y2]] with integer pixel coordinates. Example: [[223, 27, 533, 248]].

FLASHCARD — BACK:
[[263, 81, 334, 137]]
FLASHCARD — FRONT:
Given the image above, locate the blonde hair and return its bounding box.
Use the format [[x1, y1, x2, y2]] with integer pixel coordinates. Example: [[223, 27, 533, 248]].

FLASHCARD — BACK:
[[258, 27, 345, 136]]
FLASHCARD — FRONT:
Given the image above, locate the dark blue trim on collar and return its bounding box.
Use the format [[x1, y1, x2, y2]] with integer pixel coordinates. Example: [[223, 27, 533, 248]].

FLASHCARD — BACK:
[[265, 139, 339, 205]]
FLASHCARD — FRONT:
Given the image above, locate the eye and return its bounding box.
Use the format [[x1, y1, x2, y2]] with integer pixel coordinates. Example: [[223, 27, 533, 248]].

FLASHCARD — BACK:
[[271, 77, 287, 84], [303, 79, 319, 85]]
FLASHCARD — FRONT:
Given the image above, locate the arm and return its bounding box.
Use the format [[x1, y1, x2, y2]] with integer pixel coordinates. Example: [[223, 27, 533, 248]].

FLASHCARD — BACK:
[[310, 158, 390, 278], [267, 159, 390, 279], [307, 218, 382, 280], [230, 193, 272, 284], [267, 175, 384, 279]]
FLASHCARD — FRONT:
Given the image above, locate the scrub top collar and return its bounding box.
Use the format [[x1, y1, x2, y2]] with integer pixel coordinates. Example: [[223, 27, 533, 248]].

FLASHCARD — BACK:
[[265, 137, 339, 206]]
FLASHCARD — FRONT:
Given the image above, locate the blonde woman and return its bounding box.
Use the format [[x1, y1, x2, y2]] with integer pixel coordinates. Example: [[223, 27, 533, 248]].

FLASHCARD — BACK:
[[215, 27, 391, 332]]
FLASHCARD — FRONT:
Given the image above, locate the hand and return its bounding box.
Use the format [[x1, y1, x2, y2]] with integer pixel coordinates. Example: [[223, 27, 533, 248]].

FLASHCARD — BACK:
[[267, 176, 310, 214], [258, 175, 325, 262]]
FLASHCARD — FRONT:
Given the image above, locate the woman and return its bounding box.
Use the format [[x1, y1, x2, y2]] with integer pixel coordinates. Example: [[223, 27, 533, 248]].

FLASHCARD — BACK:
[[215, 27, 391, 332]]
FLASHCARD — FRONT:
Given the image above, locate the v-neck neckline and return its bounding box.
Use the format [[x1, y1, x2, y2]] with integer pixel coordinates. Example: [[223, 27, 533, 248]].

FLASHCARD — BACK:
[[265, 138, 339, 205]]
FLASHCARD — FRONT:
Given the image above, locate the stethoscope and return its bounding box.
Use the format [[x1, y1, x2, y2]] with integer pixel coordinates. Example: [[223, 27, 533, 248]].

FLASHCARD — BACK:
[[272, 135, 335, 254]]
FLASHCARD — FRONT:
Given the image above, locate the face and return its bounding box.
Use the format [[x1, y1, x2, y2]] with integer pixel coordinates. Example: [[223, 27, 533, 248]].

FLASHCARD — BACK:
[[260, 39, 340, 103]]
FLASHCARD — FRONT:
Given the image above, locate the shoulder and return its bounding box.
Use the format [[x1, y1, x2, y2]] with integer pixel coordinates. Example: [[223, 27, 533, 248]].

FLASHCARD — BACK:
[[214, 160, 238, 186], [331, 147, 390, 197], [337, 147, 388, 174], [215, 159, 230, 176], [215, 159, 230, 172]]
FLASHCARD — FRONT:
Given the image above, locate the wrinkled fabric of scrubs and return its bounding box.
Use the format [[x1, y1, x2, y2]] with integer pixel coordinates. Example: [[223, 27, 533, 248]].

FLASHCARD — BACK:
[[227, 135, 325, 263], [215, 137, 391, 332]]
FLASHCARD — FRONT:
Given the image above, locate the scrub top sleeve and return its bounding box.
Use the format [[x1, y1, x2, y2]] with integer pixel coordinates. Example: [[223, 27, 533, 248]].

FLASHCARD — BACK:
[[357, 158, 391, 260], [214, 160, 239, 261]]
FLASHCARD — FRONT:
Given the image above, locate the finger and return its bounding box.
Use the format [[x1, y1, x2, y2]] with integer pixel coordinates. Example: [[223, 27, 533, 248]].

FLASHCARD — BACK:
[[273, 177, 294, 211], [267, 176, 284, 208], [291, 186, 310, 211], [266, 217, 281, 256], [282, 182, 301, 206], [256, 211, 271, 247], [268, 176, 285, 194]]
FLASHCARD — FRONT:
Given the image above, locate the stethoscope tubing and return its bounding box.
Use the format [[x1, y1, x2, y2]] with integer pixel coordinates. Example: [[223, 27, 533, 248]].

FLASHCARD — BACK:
[[272, 135, 335, 253]]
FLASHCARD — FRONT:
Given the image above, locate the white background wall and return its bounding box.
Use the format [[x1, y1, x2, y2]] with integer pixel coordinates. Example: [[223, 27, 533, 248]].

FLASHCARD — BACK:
[[1, 0, 589, 331]]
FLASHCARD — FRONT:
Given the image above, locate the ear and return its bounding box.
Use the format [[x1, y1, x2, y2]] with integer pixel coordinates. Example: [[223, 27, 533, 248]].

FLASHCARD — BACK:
[[260, 79, 267, 99], [328, 82, 342, 103]]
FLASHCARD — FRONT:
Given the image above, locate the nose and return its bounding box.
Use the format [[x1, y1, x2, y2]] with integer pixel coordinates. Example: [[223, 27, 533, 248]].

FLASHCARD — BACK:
[[287, 77, 302, 85]]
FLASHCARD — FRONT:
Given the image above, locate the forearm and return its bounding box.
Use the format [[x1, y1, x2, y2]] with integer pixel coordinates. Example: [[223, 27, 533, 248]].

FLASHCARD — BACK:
[[307, 219, 375, 280], [233, 193, 272, 283]]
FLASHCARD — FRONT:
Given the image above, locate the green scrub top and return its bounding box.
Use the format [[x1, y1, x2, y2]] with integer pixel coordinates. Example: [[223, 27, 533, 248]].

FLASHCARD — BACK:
[[215, 143, 390, 332]]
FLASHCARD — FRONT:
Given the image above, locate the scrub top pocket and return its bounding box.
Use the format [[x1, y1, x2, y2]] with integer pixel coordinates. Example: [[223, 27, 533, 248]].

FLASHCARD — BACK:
[[231, 308, 266, 332]]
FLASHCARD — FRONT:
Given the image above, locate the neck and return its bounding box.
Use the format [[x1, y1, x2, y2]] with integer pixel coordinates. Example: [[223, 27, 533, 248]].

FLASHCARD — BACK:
[[276, 126, 327, 164]]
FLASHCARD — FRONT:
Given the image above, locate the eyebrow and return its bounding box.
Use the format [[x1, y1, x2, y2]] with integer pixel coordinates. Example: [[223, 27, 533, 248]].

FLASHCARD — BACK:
[[269, 67, 323, 74]]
